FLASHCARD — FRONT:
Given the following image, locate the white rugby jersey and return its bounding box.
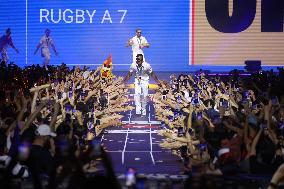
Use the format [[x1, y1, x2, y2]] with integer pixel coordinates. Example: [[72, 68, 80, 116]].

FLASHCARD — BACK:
[[40, 35, 54, 49], [130, 36, 148, 54], [129, 61, 153, 81]]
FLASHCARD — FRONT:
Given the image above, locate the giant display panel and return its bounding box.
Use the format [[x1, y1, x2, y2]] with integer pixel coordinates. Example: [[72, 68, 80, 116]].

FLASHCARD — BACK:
[[0, 0, 190, 71], [194, 0, 284, 66], [0, 0, 283, 70]]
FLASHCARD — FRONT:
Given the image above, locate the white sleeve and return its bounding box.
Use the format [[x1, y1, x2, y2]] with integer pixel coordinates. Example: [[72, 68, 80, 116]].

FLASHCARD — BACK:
[[142, 37, 148, 44], [130, 36, 136, 45], [50, 37, 54, 46], [40, 37, 44, 44], [147, 63, 153, 74], [129, 63, 135, 73]]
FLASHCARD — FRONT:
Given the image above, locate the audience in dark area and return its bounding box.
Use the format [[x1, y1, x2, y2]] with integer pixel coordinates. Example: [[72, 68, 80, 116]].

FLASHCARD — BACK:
[[0, 61, 284, 188], [154, 68, 284, 188], [0, 61, 128, 189]]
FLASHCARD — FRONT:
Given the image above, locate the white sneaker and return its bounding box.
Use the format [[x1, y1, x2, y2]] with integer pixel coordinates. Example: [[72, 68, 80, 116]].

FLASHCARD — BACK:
[[142, 108, 146, 116]]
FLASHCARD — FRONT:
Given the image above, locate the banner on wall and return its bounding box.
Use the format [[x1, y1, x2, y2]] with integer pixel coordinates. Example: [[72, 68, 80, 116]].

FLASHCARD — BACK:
[[194, 0, 284, 66]]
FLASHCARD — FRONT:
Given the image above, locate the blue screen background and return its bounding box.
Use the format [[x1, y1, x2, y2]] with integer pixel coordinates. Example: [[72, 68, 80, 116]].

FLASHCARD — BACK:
[[0, 0, 190, 71]]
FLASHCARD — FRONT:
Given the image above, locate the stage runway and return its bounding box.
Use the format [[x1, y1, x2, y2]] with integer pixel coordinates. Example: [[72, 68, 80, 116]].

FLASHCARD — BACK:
[[99, 90, 184, 175]]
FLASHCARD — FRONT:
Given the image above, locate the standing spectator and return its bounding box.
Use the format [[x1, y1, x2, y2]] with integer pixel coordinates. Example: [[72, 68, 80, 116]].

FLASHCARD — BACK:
[[27, 124, 56, 188]]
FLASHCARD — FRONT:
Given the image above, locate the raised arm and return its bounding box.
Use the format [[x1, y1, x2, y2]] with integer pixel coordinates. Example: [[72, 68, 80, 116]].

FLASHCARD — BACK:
[[150, 71, 161, 85], [142, 37, 150, 48], [123, 71, 133, 83], [126, 38, 134, 47], [249, 128, 263, 156], [7, 37, 19, 53], [21, 101, 47, 134], [268, 163, 284, 189], [49, 102, 60, 132], [34, 43, 41, 55]]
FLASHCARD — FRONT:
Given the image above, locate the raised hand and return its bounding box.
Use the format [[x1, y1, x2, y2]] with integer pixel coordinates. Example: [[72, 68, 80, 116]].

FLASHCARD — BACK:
[[269, 163, 284, 189], [126, 39, 134, 47]]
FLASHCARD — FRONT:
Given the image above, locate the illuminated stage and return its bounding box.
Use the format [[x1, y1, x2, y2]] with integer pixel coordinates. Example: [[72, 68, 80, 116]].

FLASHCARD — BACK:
[[100, 88, 185, 177]]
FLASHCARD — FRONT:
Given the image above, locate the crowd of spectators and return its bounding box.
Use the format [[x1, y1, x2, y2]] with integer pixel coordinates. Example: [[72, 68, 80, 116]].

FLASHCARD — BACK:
[[1, 60, 284, 189], [0, 62, 132, 189], [153, 68, 284, 188]]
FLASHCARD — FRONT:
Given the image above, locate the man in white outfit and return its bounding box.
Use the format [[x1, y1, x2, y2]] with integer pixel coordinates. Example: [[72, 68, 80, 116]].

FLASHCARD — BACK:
[[126, 28, 149, 62], [34, 29, 58, 68], [123, 54, 160, 116]]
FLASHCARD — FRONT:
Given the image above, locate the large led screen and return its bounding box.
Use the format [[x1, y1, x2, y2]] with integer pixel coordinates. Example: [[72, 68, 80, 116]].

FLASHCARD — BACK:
[[0, 0, 283, 71], [0, 0, 190, 71]]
